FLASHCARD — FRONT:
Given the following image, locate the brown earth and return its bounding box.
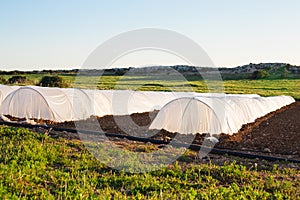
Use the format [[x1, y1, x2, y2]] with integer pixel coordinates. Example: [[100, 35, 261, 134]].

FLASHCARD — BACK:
[[217, 102, 300, 158]]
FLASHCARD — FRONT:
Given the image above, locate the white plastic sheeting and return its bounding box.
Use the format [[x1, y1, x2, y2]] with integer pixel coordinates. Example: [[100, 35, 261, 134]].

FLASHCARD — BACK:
[[101, 91, 261, 116], [61, 88, 94, 120], [103, 90, 197, 115], [84, 89, 113, 117], [1, 86, 73, 122], [0, 86, 195, 121], [0, 85, 295, 132], [0, 85, 19, 103], [149, 95, 295, 135]]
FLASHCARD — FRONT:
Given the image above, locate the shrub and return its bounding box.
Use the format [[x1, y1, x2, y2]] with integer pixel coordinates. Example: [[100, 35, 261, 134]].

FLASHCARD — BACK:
[[115, 68, 126, 75], [8, 76, 28, 84], [251, 70, 270, 79], [39, 76, 69, 88], [0, 76, 7, 84]]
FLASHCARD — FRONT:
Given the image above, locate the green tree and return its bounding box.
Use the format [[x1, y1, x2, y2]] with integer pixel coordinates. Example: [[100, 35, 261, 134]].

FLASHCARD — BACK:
[[8, 76, 28, 84], [38, 76, 69, 88]]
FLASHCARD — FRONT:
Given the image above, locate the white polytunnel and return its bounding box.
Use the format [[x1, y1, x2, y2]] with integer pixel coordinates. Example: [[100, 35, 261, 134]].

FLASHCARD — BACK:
[[61, 88, 95, 120], [149, 95, 295, 135], [0, 86, 73, 122], [0, 85, 295, 133], [148, 97, 225, 135], [148, 96, 242, 135], [100, 90, 197, 115], [84, 89, 113, 117], [0, 84, 19, 103]]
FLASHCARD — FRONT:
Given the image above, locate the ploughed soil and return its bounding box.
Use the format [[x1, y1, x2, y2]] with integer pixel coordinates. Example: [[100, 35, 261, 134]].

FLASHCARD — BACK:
[[217, 102, 300, 157], [49, 102, 300, 160]]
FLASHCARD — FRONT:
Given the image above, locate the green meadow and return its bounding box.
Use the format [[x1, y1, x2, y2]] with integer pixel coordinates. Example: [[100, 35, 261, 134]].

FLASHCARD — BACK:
[[3, 74, 299, 100]]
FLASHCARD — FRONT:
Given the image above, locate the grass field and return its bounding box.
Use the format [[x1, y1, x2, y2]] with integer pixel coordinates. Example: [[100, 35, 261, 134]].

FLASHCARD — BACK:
[[2, 74, 300, 100], [1, 126, 299, 199]]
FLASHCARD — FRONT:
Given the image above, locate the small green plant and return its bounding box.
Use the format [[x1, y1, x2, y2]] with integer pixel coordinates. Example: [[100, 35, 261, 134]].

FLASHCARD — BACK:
[[38, 76, 69, 88]]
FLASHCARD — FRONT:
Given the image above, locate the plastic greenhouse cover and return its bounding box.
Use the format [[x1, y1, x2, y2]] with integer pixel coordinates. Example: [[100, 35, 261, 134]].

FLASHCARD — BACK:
[[0, 85, 295, 135]]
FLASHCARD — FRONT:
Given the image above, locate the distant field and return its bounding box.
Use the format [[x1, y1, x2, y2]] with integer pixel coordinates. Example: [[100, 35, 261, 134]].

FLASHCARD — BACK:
[[2, 74, 300, 100]]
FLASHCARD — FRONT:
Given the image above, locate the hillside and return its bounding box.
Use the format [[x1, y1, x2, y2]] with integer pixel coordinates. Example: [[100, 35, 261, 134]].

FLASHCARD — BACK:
[[1, 63, 300, 79]]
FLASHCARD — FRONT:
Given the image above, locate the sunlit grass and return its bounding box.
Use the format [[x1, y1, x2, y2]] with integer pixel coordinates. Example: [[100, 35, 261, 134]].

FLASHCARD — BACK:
[[3, 74, 300, 99], [0, 126, 299, 199]]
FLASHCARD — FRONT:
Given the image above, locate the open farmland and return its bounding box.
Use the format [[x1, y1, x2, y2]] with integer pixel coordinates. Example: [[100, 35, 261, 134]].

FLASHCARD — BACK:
[[2, 0, 300, 198], [1, 71, 300, 199], [2, 73, 300, 100]]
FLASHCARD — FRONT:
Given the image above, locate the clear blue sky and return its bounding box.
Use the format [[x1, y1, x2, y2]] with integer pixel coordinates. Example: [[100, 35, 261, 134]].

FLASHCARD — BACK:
[[0, 0, 299, 70]]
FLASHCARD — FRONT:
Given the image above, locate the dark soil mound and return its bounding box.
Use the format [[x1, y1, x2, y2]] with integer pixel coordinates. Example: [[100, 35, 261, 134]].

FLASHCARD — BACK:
[[217, 102, 300, 158]]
